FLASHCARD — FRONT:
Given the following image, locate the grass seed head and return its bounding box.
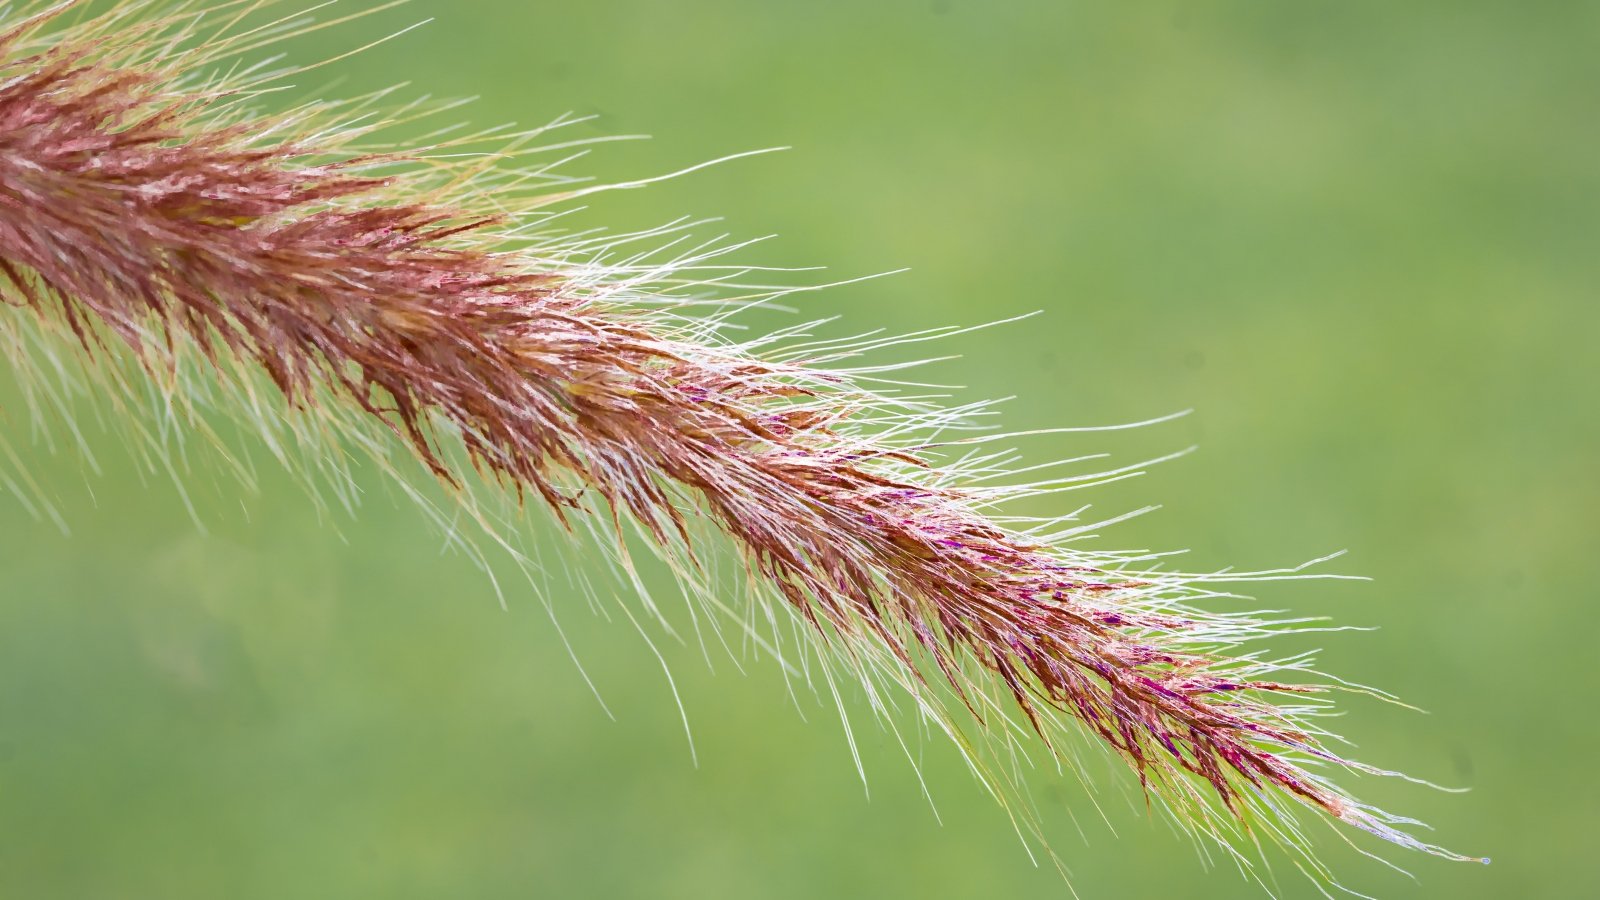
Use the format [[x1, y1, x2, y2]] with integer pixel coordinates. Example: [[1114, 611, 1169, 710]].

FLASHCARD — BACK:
[[0, 0, 1484, 889]]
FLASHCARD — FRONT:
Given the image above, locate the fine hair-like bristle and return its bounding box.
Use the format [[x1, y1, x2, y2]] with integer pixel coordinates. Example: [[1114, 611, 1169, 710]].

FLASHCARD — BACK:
[[0, 0, 1482, 888]]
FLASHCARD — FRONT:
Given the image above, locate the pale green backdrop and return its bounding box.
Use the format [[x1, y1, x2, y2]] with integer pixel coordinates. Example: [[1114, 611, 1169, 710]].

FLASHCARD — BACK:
[[1, 1, 1595, 897]]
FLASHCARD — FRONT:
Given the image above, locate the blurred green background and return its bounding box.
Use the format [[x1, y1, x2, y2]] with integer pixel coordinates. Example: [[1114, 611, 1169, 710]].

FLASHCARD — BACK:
[[2, 1, 1596, 897]]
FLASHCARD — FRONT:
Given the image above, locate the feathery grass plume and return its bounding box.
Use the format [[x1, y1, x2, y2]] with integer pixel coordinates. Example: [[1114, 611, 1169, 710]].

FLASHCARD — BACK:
[[0, 0, 1483, 889]]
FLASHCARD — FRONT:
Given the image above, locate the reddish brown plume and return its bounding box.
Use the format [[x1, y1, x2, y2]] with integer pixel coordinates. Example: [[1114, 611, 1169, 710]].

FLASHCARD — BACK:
[[0, 0, 1480, 883]]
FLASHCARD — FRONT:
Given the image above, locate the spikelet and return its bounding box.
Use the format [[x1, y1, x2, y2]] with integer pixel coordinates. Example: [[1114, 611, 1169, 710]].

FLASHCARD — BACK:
[[0, 0, 1481, 887]]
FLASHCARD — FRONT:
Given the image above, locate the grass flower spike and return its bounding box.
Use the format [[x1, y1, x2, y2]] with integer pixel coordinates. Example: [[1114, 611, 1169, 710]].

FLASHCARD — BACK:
[[0, 0, 1482, 889]]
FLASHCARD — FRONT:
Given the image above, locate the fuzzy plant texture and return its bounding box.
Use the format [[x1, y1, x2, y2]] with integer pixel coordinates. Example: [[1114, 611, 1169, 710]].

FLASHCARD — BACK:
[[0, 0, 1484, 892]]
